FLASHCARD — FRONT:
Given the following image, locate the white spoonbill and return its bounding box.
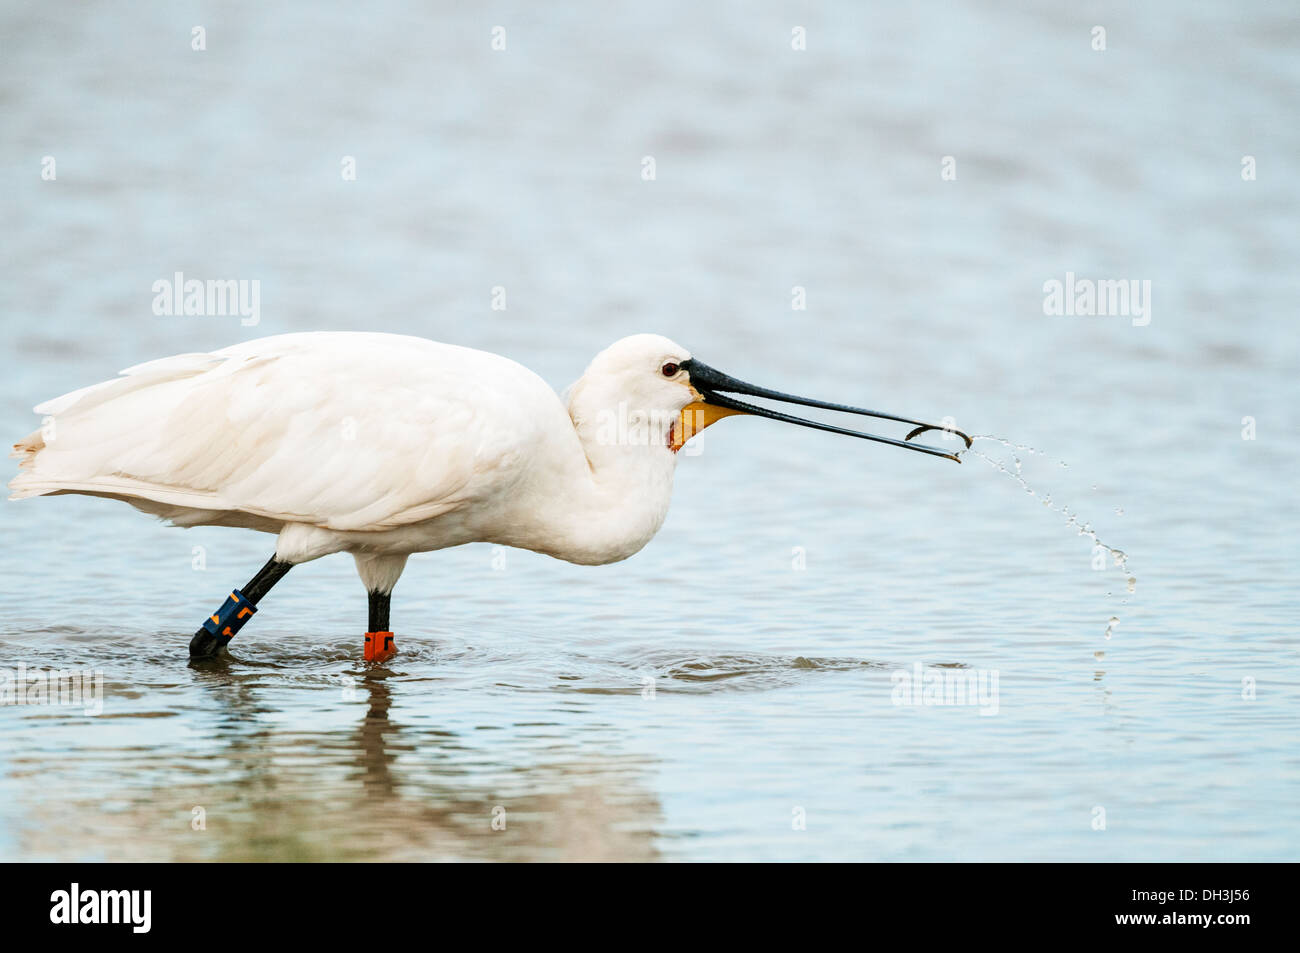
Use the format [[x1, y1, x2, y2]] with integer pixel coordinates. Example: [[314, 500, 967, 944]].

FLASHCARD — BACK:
[[9, 332, 969, 661]]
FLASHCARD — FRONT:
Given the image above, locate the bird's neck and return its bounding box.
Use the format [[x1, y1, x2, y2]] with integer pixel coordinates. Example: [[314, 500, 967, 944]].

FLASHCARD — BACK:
[[519, 392, 681, 565]]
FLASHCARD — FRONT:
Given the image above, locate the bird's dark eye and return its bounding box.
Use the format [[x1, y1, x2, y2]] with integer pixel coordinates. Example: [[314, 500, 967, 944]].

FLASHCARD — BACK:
[[661, 362, 679, 377]]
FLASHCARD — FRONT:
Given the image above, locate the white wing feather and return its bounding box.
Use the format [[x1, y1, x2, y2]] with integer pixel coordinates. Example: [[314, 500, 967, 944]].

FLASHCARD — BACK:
[[10, 333, 556, 531]]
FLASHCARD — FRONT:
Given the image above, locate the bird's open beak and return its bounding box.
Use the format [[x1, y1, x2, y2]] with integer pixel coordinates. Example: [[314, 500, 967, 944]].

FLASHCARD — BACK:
[[673, 358, 971, 462]]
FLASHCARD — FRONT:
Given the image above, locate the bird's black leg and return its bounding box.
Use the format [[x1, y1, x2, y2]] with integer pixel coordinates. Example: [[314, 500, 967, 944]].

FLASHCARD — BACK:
[[189, 556, 293, 659], [368, 590, 390, 632], [364, 590, 395, 662]]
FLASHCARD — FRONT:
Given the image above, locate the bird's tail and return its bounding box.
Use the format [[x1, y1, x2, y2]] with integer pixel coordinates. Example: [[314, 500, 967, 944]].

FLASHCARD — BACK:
[[8, 352, 221, 501], [9, 427, 49, 496]]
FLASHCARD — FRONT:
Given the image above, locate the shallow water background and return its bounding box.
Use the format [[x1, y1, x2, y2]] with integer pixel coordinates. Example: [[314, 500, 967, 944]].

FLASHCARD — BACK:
[[1, 1, 1297, 861]]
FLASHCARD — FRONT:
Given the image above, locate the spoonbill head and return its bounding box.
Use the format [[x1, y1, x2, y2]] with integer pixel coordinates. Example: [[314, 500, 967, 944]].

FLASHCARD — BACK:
[[10, 332, 968, 662]]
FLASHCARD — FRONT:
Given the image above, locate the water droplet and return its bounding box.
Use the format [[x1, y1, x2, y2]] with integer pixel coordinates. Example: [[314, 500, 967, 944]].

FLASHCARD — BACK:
[[966, 437, 1134, 642]]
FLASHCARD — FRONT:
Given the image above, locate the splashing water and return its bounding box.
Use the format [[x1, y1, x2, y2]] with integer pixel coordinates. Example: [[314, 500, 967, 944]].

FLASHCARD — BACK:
[[957, 436, 1136, 641]]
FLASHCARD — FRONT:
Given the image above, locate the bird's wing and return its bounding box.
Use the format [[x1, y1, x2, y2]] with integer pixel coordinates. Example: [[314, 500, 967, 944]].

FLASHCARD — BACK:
[[10, 332, 556, 530]]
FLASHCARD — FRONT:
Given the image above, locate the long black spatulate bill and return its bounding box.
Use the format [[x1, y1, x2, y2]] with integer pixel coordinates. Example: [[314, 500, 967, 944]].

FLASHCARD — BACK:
[[680, 358, 971, 462]]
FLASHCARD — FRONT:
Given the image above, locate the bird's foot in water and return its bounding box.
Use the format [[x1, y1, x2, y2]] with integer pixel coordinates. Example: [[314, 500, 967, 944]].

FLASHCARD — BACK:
[[188, 588, 257, 659], [364, 631, 396, 663], [188, 629, 231, 659]]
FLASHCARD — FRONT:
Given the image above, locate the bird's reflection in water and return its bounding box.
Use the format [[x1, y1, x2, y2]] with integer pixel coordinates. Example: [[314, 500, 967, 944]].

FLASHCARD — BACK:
[[355, 673, 399, 803], [13, 664, 663, 862]]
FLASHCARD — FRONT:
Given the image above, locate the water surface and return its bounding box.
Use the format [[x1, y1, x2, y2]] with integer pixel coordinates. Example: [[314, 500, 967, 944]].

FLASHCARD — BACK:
[[1, 1, 1297, 861]]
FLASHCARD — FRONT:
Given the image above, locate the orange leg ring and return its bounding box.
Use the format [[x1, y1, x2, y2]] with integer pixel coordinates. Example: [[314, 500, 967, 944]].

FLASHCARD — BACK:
[[364, 631, 396, 662]]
